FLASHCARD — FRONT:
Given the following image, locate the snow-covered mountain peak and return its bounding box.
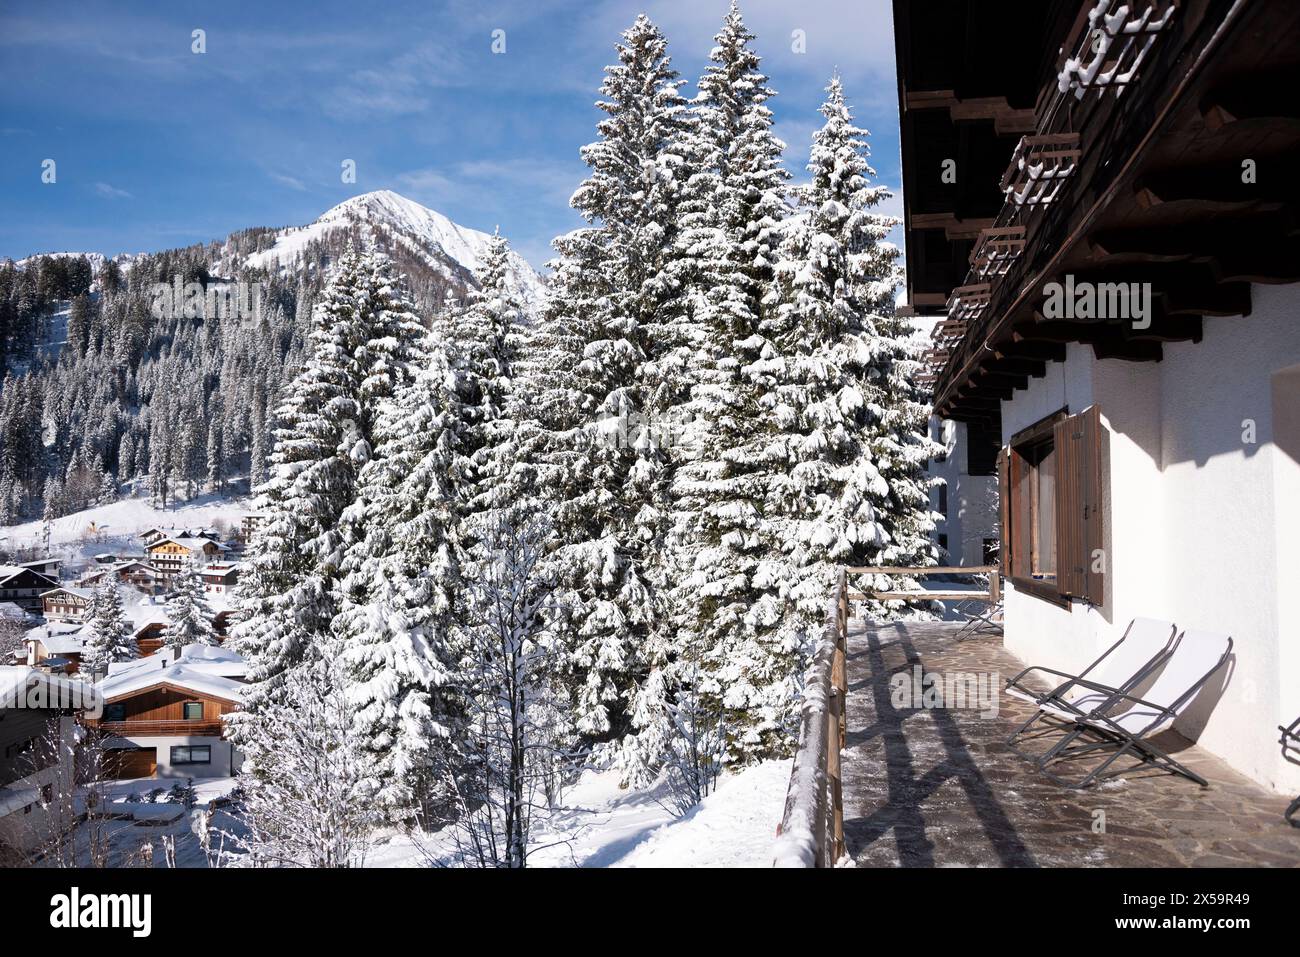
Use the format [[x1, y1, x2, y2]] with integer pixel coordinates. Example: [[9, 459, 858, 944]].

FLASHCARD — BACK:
[[318, 190, 489, 270], [244, 190, 546, 312]]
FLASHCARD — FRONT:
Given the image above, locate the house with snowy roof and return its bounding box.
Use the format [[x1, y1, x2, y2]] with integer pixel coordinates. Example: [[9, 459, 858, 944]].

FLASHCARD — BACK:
[[40, 586, 93, 623], [24, 623, 88, 674], [144, 535, 229, 583], [199, 562, 241, 597], [84, 644, 247, 779], [18, 557, 60, 578], [79, 559, 164, 596], [0, 565, 60, 614]]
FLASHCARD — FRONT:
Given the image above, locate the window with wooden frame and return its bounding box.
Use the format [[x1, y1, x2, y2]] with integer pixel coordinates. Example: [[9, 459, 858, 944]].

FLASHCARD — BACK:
[[998, 405, 1105, 607]]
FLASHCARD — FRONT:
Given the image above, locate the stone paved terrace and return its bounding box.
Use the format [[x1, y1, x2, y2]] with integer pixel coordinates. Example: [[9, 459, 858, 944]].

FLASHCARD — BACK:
[[842, 621, 1300, 867]]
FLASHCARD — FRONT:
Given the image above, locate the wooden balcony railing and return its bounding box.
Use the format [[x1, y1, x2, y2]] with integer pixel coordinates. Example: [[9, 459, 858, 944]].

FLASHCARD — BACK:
[[774, 569, 848, 867], [89, 719, 225, 737], [846, 565, 1000, 605]]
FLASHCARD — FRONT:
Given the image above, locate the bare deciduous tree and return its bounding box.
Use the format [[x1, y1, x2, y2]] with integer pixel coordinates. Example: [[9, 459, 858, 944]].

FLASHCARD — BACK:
[[450, 513, 569, 868]]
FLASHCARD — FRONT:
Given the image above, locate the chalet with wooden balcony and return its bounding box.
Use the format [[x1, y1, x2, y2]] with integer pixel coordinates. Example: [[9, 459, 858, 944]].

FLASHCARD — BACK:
[[896, 0, 1300, 795], [79, 559, 164, 596], [199, 562, 240, 596], [85, 645, 247, 779], [0, 565, 60, 615], [39, 586, 92, 623], [144, 535, 227, 583]]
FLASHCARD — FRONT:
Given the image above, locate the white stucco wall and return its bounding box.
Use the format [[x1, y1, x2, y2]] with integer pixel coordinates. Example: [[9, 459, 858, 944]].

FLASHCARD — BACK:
[[106, 733, 242, 779], [928, 418, 999, 565], [1000, 284, 1300, 793]]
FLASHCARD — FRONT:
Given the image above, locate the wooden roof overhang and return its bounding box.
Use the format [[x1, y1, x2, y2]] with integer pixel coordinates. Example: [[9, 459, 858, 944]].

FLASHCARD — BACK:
[[893, 1, 1058, 320], [101, 679, 240, 707], [897, 0, 1300, 424]]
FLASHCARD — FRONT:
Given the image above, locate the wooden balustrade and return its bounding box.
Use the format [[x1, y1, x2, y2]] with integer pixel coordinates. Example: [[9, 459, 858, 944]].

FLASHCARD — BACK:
[[89, 719, 225, 737], [774, 569, 848, 867], [846, 564, 1000, 606]]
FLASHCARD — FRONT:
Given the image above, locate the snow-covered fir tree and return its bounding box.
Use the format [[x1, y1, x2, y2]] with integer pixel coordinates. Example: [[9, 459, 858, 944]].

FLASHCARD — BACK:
[[654, 0, 796, 770], [530, 14, 692, 768], [453, 229, 528, 524], [733, 75, 935, 753], [81, 583, 138, 677], [161, 567, 217, 652], [334, 341, 468, 820], [230, 250, 428, 770]]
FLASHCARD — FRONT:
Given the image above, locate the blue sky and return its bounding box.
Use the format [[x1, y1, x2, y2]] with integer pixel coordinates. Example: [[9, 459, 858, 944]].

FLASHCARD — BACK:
[[0, 0, 900, 269]]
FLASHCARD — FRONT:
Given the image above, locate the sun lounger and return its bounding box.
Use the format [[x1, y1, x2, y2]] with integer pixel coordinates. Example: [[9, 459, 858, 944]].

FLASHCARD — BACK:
[[1281, 717, 1300, 827], [1006, 621, 1231, 788], [1005, 617, 1178, 728]]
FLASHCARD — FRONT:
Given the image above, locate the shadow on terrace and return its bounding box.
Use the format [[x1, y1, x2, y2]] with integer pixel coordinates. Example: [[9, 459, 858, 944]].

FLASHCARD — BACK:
[[839, 619, 1300, 867]]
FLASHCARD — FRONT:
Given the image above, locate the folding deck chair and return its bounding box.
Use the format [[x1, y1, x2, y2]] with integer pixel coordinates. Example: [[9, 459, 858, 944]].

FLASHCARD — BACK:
[[1281, 717, 1300, 827], [1005, 617, 1178, 737], [954, 595, 1003, 640], [1006, 621, 1232, 788]]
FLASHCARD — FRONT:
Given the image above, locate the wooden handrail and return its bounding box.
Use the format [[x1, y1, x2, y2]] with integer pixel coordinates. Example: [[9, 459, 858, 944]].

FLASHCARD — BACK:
[[847, 564, 1001, 606], [846, 564, 996, 575], [774, 569, 848, 867]]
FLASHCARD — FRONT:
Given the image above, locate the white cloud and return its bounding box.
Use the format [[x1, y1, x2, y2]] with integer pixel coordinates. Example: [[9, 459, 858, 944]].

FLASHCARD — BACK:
[[268, 172, 308, 191], [94, 182, 132, 200]]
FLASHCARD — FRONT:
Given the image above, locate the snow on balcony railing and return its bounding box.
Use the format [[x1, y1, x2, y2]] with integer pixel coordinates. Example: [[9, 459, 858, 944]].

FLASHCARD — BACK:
[[970, 225, 1027, 280], [946, 282, 992, 323], [1001, 134, 1082, 208], [774, 570, 847, 868], [1058, 0, 1178, 99]]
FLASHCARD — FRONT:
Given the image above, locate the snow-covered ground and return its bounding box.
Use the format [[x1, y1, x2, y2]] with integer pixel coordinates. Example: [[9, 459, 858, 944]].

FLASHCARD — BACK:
[[368, 759, 789, 869], [42, 777, 244, 868], [0, 493, 253, 571], [48, 761, 788, 868]]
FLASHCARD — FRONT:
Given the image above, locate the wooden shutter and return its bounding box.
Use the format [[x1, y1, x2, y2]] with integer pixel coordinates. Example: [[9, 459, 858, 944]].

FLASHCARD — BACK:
[[1009, 447, 1033, 579], [996, 446, 1010, 577], [1053, 405, 1104, 604]]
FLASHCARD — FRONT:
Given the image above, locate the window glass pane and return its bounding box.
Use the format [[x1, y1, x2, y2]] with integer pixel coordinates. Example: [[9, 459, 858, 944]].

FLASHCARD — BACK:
[[183, 702, 203, 720], [192, 746, 211, 763], [1036, 444, 1056, 578]]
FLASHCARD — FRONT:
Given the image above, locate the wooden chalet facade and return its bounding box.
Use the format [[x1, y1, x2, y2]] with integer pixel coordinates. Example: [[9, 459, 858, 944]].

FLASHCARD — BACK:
[[40, 587, 92, 623], [896, 0, 1300, 794], [0, 566, 60, 614], [200, 562, 240, 596], [145, 536, 223, 582], [80, 560, 163, 596]]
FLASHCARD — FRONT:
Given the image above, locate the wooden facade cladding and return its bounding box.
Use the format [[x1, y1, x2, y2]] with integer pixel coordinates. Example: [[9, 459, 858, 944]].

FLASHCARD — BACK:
[[100, 683, 234, 719], [84, 682, 236, 740]]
